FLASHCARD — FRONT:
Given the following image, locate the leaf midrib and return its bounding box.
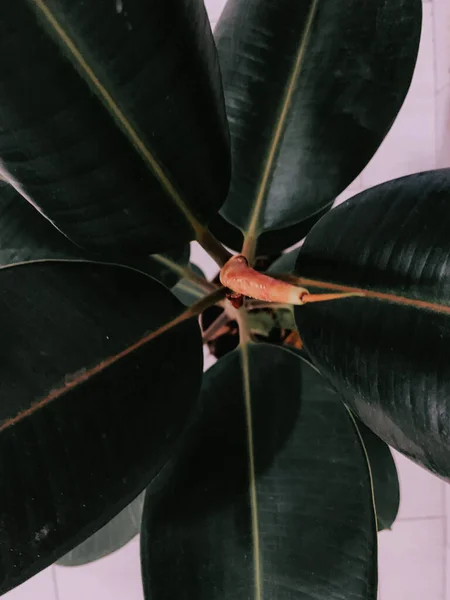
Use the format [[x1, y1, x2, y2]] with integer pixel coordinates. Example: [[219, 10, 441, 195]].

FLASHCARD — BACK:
[[240, 341, 263, 600], [0, 309, 190, 433], [28, 0, 204, 237], [242, 0, 319, 261], [287, 275, 450, 316]]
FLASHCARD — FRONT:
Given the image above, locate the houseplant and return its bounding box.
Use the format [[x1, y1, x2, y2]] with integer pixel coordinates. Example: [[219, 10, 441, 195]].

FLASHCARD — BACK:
[[0, 0, 442, 598]]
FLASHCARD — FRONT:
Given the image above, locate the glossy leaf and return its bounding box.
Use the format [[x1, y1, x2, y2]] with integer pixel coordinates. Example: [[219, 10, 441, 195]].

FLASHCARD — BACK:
[[58, 492, 145, 566], [215, 0, 421, 248], [209, 206, 330, 255], [0, 0, 230, 256], [135, 248, 190, 289], [268, 246, 301, 275], [294, 168, 450, 479], [355, 420, 400, 531], [0, 261, 203, 593], [283, 347, 400, 530], [0, 182, 189, 287], [172, 264, 208, 306], [141, 344, 377, 599]]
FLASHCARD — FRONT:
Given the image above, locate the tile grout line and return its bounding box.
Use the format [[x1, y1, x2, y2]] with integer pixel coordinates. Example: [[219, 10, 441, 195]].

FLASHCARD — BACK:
[[51, 566, 61, 600], [442, 483, 447, 600], [396, 515, 445, 522], [430, 0, 440, 168]]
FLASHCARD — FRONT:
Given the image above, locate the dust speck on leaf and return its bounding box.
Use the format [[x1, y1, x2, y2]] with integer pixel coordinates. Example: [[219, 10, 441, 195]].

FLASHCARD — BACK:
[[116, 0, 123, 14], [34, 524, 51, 542]]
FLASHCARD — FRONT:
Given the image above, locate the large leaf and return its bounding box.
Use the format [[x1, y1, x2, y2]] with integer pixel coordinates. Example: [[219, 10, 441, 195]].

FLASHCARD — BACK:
[[215, 0, 421, 253], [0, 261, 203, 593], [293, 168, 450, 479], [141, 344, 377, 599], [0, 0, 230, 256], [58, 492, 145, 567], [0, 182, 190, 287]]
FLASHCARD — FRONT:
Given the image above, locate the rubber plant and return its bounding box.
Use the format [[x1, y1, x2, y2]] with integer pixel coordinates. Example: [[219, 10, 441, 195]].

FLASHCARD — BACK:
[[0, 0, 437, 597]]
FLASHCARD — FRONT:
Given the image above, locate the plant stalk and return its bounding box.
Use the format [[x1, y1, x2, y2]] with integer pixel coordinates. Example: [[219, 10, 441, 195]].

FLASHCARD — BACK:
[[220, 255, 364, 306], [196, 226, 232, 267], [202, 310, 233, 343]]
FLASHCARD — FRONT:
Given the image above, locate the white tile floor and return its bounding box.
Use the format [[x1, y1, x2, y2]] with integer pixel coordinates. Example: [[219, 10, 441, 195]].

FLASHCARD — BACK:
[[5, 0, 450, 598]]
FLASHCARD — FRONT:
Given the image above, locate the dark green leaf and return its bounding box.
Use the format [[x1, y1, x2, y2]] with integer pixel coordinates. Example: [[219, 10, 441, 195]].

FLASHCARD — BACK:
[[57, 492, 145, 566], [189, 264, 206, 279], [172, 264, 208, 306], [267, 246, 301, 275], [0, 261, 202, 594], [294, 168, 450, 479], [209, 206, 330, 255], [0, 0, 230, 256], [215, 0, 421, 245], [354, 420, 400, 531], [141, 344, 377, 599], [0, 182, 189, 287], [272, 346, 399, 531], [139, 247, 190, 289], [0, 182, 83, 264]]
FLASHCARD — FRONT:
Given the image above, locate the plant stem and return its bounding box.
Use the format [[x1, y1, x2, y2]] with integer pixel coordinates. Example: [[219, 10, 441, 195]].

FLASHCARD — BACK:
[[220, 255, 309, 304], [241, 235, 257, 267], [188, 287, 228, 316], [247, 301, 291, 311], [196, 226, 232, 267], [237, 308, 251, 345], [183, 265, 217, 294], [221, 255, 364, 306], [151, 254, 217, 293], [202, 310, 233, 343]]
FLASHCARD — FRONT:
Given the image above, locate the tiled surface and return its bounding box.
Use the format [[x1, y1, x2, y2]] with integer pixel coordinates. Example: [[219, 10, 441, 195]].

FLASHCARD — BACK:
[[4, 0, 450, 599], [54, 539, 143, 600], [433, 0, 450, 92], [436, 83, 450, 168], [204, 0, 226, 28], [376, 451, 447, 600], [1, 569, 56, 600], [379, 520, 445, 600], [393, 451, 444, 521], [190, 241, 220, 281]]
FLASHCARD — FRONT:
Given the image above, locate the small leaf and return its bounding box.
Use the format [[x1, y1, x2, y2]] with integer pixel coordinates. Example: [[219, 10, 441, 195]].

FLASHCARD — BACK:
[[0, 261, 203, 594], [57, 492, 145, 567], [215, 0, 421, 250], [0, 182, 189, 287], [0, 0, 230, 256], [141, 344, 377, 600], [267, 246, 301, 275], [144, 247, 190, 289], [294, 168, 450, 479], [172, 264, 208, 306]]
